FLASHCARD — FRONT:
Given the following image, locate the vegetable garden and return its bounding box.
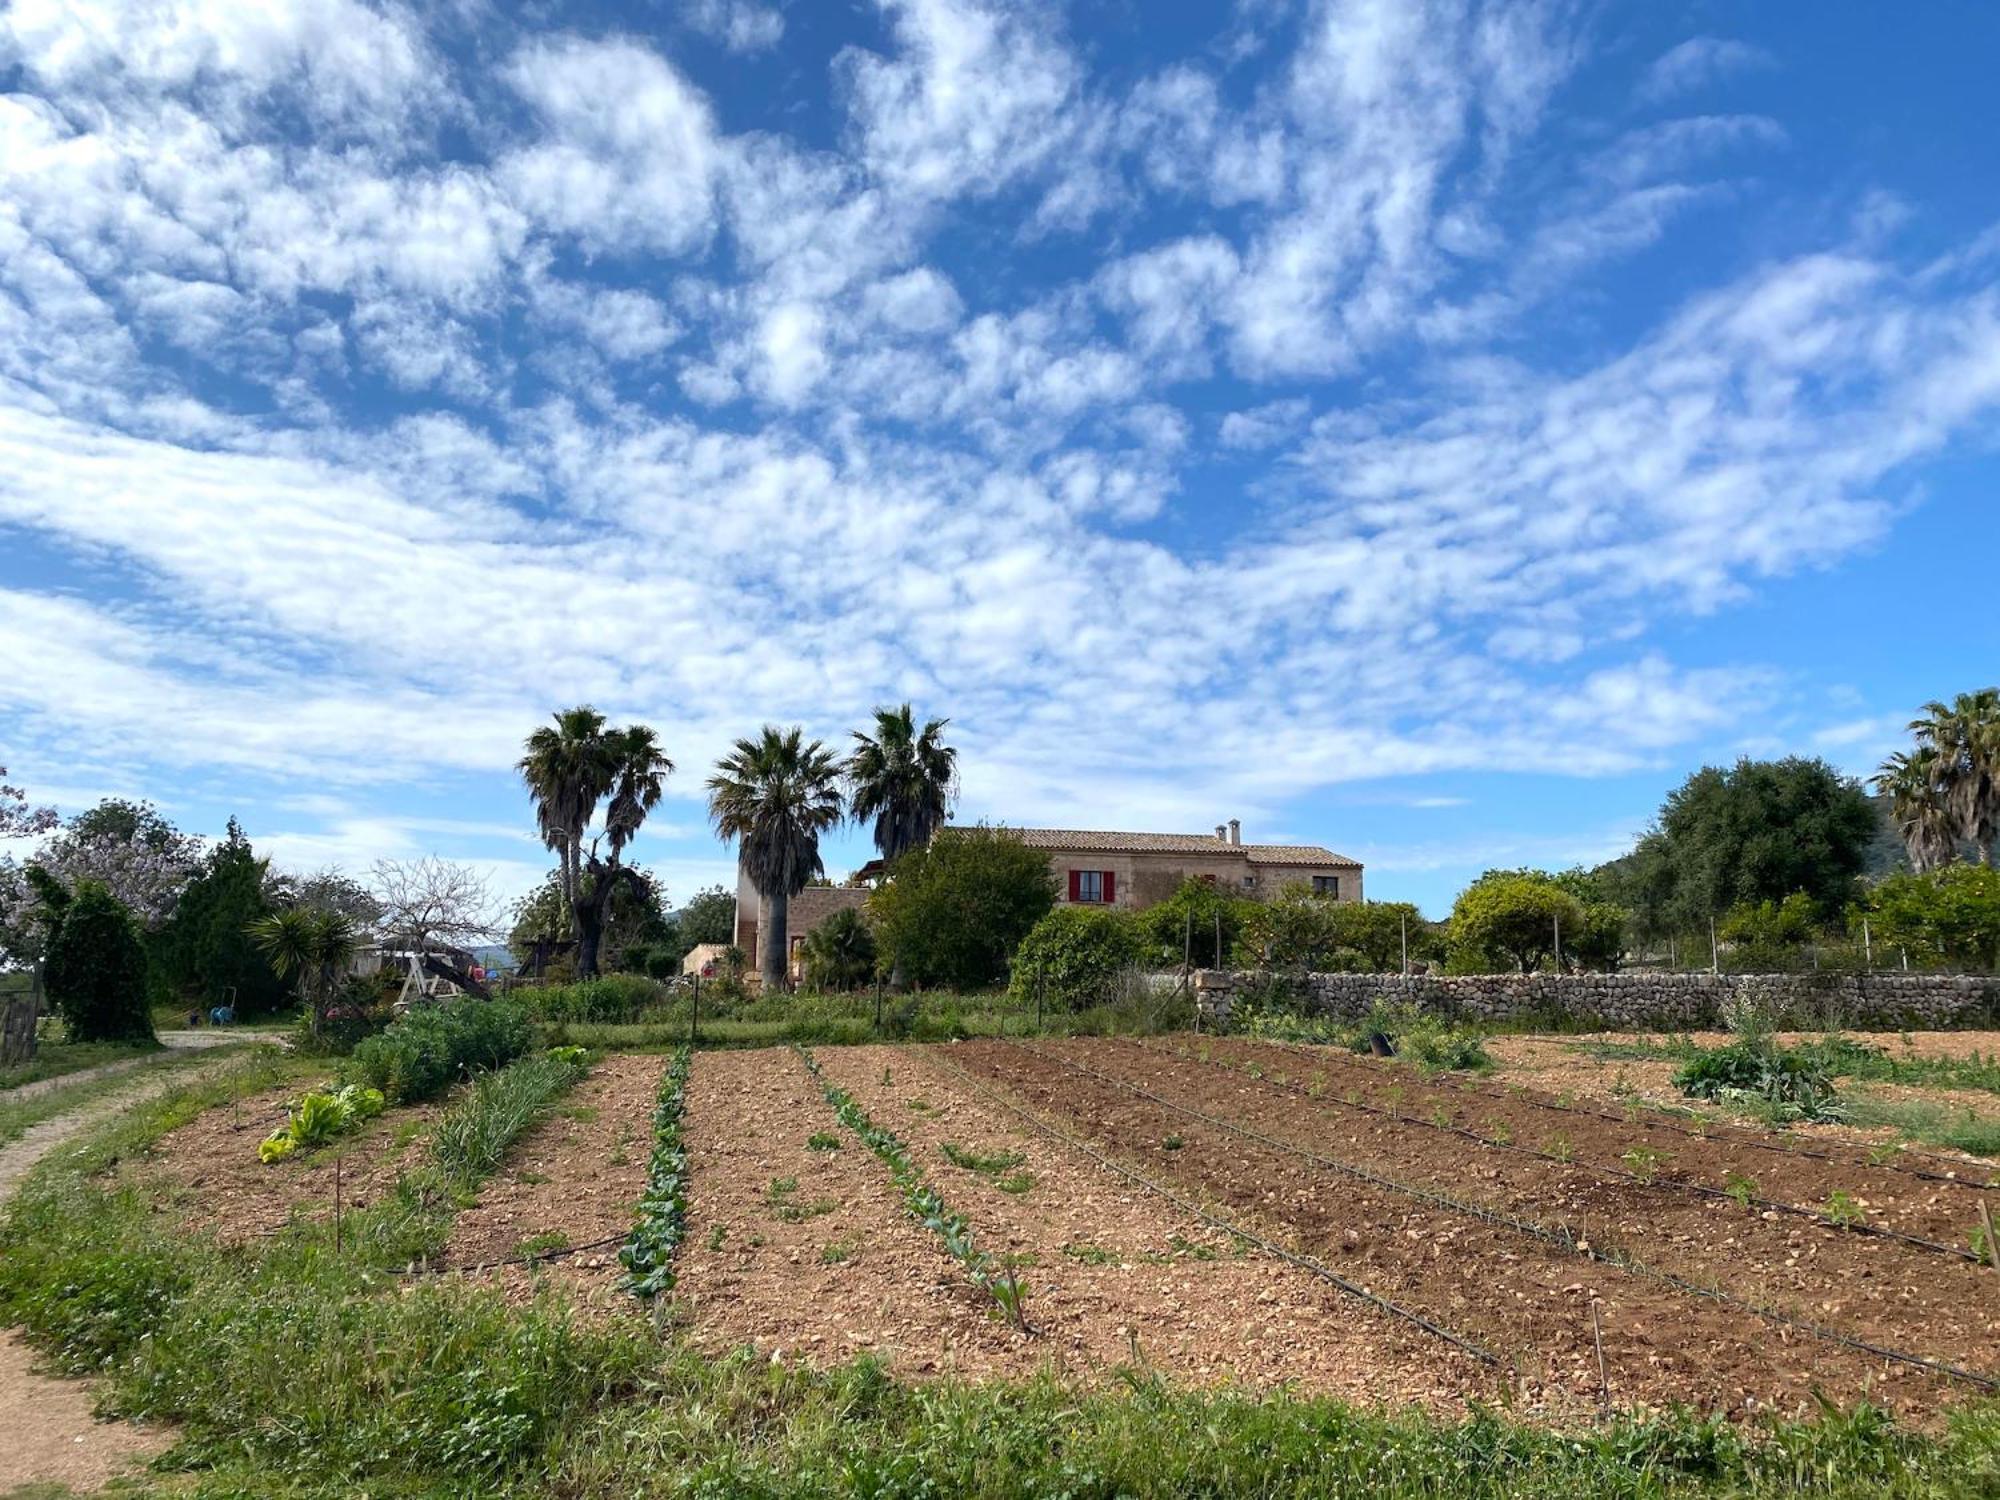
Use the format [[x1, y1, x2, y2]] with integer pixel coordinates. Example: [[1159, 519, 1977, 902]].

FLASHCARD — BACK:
[[9, 1026, 2000, 1495]]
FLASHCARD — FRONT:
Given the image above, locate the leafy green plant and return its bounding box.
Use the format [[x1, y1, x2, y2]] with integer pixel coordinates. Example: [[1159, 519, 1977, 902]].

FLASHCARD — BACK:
[[1674, 1038, 1844, 1123], [807, 1131, 843, 1152], [619, 1047, 692, 1299], [1546, 1133, 1575, 1164], [1822, 1190, 1866, 1229], [1724, 1172, 1758, 1208], [346, 999, 535, 1104], [1620, 1146, 1668, 1183], [257, 1083, 387, 1163]]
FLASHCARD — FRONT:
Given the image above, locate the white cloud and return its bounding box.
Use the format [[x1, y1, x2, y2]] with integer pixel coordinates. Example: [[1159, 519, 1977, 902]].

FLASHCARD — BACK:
[[684, 0, 785, 55], [1636, 37, 1775, 107], [502, 36, 720, 257]]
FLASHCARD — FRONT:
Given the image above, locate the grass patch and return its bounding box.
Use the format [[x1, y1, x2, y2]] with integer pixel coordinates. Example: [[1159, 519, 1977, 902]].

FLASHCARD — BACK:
[[512, 1230, 572, 1260], [939, 1142, 1026, 1175], [431, 1050, 593, 1183], [764, 1176, 838, 1223], [807, 1131, 842, 1152], [1843, 1093, 2000, 1157], [0, 1036, 163, 1091]]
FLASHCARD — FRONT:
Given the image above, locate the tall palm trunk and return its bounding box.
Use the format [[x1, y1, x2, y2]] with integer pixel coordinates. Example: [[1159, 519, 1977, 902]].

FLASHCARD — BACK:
[[762, 889, 789, 991]]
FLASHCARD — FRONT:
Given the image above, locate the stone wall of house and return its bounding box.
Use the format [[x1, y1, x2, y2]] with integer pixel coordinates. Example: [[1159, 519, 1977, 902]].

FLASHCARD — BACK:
[[1191, 969, 2000, 1032]]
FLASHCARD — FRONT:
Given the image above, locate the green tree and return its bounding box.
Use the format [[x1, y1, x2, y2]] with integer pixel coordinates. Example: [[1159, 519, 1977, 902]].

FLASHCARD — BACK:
[[1240, 884, 1347, 970], [510, 864, 670, 971], [1140, 877, 1257, 968], [1877, 690, 2000, 869], [707, 726, 845, 991], [251, 907, 359, 1039], [847, 702, 957, 987], [161, 819, 288, 1016], [801, 907, 878, 991], [1328, 899, 1434, 972], [868, 826, 1056, 991], [1448, 872, 1583, 973], [1010, 906, 1146, 1011], [1860, 865, 2000, 971], [1629, 758, 1875, 935], [518, 708, 674, 978], [1718, 892, 1820, 971], [676, 885, 736, 948], [847, 703, 957, 862], [1544, 867, 1630, 972], [42, 881, 155, 1043]]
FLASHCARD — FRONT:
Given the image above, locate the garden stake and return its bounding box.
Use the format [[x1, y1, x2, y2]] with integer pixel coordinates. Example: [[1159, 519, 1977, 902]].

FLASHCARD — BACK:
[[1591, 1300, 1608, 1405], [874, 976, 883, 1033], [1981, 1199, 1998, 1274]]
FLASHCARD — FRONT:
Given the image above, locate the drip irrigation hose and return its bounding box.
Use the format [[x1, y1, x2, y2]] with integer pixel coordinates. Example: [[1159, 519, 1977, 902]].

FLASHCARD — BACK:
[[399, 1231, 629, 1279], [924, 1049, 1501, 1368], [1255, 1034, 1997, 1192], [996, 1038, 1999, 1396], [1136, 1036, 1982, 1265]]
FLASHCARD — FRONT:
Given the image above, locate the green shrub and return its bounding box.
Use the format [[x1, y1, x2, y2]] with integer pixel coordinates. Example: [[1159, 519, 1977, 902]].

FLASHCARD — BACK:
[[346, 999, 534, 1104], [802, 907, 878, 991], [1010, 906, 1147, 1012], [42, 880, 155, 1043], [1675, 1039, 1843, 1122], [523, 975, 666, 1025]]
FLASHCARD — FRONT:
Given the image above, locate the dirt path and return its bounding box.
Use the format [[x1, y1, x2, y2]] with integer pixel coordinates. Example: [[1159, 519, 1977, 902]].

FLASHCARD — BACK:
[[4, 1028, 257, 1106], [0, 1043, 252, 1494]]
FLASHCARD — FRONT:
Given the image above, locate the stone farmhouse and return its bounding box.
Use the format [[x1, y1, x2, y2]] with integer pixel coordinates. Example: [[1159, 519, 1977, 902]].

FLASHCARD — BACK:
[[733, 820, 1361, 983], [1016, 821, 1363, 909]]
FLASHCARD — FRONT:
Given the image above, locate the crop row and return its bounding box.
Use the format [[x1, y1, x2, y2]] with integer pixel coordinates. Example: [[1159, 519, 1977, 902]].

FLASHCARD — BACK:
[[619, 1046, 693, 1299], [795, 1046, 1029, 1331]]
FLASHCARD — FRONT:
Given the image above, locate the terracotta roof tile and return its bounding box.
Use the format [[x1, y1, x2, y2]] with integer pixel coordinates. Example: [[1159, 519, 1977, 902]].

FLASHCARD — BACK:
[[1005, 827, 1360, 867]]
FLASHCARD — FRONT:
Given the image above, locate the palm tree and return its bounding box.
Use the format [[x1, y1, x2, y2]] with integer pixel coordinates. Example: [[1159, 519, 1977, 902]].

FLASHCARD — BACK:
[[251, 907, 358, 1037], [707, 726, 844, 992], [847, 703, 958, 864], [1874, 748, 1959, 872], [518, 708, 673, 976], [1908, 690, 2000, 866]]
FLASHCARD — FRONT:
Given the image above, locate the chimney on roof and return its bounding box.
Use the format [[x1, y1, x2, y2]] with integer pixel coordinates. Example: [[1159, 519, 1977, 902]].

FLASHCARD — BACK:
[[1228, 818, 1241, 846], [1215, 824, 1227, 842]]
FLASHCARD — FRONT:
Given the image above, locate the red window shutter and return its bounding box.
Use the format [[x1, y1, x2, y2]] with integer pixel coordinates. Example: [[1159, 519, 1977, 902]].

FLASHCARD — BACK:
[[1068, 869, 1081, 902], [1102, 870, 1116, 905]]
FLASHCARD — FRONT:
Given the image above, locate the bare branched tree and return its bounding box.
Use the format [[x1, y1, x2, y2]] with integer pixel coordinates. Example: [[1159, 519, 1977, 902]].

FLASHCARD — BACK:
[[370, 856, 498, 998]]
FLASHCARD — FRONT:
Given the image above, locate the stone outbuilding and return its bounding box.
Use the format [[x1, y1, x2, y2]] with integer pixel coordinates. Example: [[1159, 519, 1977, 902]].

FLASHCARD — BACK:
[[1012, 821, 1362, 910]]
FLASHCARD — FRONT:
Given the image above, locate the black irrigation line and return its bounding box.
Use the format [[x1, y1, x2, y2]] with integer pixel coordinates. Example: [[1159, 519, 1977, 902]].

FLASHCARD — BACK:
[[1136, 1036, 1983, 1267], [1253, 1035, 1999, 1193], [921, 1049, 1501, 1369], [997, 1038, 2000, 1396]]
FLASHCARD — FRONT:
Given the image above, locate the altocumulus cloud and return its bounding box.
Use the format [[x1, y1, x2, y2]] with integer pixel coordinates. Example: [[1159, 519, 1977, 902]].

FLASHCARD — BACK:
[[0, 0, 1998, 865]]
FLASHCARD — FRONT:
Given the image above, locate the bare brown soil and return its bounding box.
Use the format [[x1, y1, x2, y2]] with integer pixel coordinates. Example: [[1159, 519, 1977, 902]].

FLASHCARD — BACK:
[[1104, 1037, 2000, 1384], [445, 1053, 665, 1310], [948, 1037, 1969, 1422], [1488, 1033, 2000, 1164], [814, 1044, 1489, 1408], [671, 1045, 1026, 1376], [1228, 1036, 2000, 1234], [147, 1080, 437, 1243]]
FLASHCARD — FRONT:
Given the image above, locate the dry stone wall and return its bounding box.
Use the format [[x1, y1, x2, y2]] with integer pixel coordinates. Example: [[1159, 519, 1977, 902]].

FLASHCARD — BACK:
[[1192, 969, 2000, 1032]]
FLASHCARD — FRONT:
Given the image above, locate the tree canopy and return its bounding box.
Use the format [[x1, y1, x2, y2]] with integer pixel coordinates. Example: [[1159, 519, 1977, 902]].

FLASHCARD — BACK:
[[1609, 757, 1874, 936], [707, 725, 844, 989], [43, 881, 155, 1043], [1448, 871, 1583, 974], [868, 826, 1056, 991]]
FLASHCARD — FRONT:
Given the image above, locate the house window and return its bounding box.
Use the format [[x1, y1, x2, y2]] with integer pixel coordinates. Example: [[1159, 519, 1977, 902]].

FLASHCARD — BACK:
[[1240, 874, 1257, 889], [1069, 869, 1114, 904], [1313, 875, 1340, 896]]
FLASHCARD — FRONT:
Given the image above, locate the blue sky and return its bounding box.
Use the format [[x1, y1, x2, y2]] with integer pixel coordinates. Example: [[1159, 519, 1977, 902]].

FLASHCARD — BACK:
[[2, 0, 1997, 920]]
